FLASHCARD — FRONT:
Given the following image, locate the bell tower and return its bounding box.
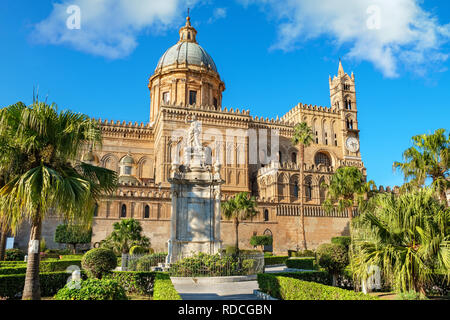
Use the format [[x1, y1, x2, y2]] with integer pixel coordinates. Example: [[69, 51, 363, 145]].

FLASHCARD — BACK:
[[329, 60, 361, 159]]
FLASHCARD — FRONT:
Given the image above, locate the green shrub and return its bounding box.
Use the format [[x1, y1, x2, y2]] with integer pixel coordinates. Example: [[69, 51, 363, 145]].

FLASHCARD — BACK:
[[285, 257, 316, 270], [331, 236, 351, 250], [54, 278, 127, 300], [153, 273, 181, 300], [40, 238, 47, 252], [397, 290, 429, 300], [107, 271, 156, 296], [225, 245, 238, 255], [0, 272, 85, 299], [257, 274, 378, 300], [133, 253, 167, 271], [316, 243, 349, 278], [264, 256, 289, 266], [5, 249, 25, 261], [82, 248, 117, 279], [129, 245, 149, 256], [292, 250, 316, 257]]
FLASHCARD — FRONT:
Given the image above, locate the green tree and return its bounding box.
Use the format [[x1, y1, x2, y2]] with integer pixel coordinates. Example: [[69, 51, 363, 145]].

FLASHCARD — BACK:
[[393, 129, 449, 205], [54, 223, 92, 254], [351, 188, 450, 294], [221, 192, 258, 254], [322, 166, 373, 221], [100, 218, 150, 255], [0, 100, 117, 300], [291, 122, 314, 250], [250, 235, 273, 251]]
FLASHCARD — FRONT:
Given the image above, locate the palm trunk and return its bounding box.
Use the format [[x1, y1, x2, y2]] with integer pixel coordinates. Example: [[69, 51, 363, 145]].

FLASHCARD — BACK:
[[234, 218, 239, 254], [299, 144, 307, 250], [22, 214, 42, 300], [0, 227, 7, 261]]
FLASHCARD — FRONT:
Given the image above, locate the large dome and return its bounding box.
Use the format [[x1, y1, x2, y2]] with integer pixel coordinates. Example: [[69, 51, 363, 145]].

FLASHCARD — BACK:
[[156, 41, 218, 73]]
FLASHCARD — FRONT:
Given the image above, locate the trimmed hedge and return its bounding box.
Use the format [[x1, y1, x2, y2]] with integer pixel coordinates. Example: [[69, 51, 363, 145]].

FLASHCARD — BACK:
[[264, 256, 289, 266], [0, 271, 86, 299], [285, 257, 316, 270], [264, 271, 332, 285], [331, 236, 351, 249], [0, 259, 82, 275], [5, 249, 25, 261], [59, 254, 84, 260], [153, 272, 181, 300], [292, 250, 316, 258], [257, 273, 378, 300]]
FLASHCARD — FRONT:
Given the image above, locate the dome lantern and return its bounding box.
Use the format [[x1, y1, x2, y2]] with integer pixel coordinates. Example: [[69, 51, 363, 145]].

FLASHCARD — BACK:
[[179, 16, 197, 43]]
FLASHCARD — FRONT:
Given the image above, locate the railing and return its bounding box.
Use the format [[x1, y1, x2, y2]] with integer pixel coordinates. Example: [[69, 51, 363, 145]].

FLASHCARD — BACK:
[[125, 252, 265, 277], [277, 205, 358, 218]]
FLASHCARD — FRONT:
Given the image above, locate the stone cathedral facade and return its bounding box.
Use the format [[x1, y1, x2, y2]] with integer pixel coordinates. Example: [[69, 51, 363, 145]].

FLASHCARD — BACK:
[[74, 17, 366, 254]]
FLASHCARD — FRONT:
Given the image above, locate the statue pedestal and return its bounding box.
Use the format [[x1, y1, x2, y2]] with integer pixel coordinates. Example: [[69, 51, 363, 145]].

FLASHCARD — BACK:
[[167, 148, 224, 264]]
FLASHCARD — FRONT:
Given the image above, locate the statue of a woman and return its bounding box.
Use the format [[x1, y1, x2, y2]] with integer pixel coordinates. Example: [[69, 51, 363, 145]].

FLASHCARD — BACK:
[[185, 114, 202, 148]]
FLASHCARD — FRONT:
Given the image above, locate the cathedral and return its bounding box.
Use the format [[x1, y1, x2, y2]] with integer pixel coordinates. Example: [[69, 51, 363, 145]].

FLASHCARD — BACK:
[[19, 16, 366, 254]]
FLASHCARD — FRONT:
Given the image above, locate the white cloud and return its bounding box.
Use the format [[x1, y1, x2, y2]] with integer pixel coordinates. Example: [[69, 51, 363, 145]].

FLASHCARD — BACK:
[[208, 7, 227, 24], [31, 0, 199, 59], [240, 0, 450, 77]]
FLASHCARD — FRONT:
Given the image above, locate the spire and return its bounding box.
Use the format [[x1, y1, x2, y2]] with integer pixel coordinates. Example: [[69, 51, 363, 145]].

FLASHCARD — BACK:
[[338, 58, 345, 77], [179, 12, 197, 43]]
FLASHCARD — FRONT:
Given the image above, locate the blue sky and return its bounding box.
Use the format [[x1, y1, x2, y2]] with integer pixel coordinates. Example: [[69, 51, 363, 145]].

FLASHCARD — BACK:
[[0, 0, 449, 188]]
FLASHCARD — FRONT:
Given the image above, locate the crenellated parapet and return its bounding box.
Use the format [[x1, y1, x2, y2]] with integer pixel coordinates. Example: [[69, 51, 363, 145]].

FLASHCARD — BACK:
[[281, 102, 339, 123], [96, 118, 153, 139]]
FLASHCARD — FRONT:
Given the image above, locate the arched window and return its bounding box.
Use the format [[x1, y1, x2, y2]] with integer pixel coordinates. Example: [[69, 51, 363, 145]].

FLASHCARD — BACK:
[[144, 205, 150, 219], [264, 209, 269, 222], [294, 182, 299, 198], [345, 99, 352, 110], [346, 119, 354, 130], [319, 177, 326, 203], [278, 151, 283, 163], [291, 152, 297, 164], [314, 152, 331, 167], [93, 204, 98, 217], [305, 176, 312, 202], [121, 204, 127, 218]]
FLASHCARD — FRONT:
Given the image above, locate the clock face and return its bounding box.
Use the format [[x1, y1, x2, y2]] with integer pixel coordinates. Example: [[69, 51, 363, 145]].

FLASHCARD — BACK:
[[346, 137, 359, 153]]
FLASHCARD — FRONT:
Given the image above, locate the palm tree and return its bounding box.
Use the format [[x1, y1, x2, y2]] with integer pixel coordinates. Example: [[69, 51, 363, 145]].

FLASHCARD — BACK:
[[322, 166, 373, 222], [291, 122, 314, 249], [221, 192, 258, 254], [351, 188, 450, 294], [101, 218, 150, 255], [393, 129, 449, 205], [0, 100, 117, 300]]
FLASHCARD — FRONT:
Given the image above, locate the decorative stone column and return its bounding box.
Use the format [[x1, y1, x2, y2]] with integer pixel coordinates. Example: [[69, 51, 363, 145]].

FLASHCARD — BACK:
[[166, 116, 224, 264]]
